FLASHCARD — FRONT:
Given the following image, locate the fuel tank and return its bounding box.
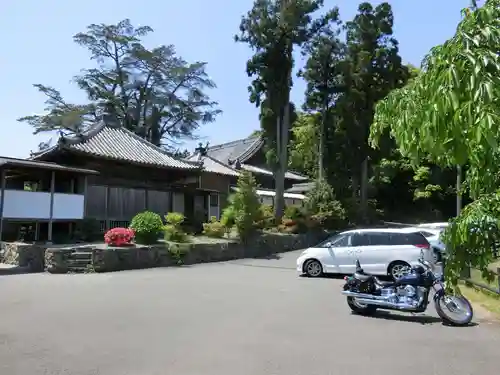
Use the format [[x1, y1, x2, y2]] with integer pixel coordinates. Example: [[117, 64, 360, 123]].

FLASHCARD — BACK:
[[395, 273, 422, 286]]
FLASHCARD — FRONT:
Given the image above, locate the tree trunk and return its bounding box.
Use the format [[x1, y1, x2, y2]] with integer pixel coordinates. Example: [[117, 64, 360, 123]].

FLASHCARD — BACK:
[[275, 103, 289, 222], [360, 158, 368, 223], [351, 176, 359, 199], [318, 110, 326, 180]]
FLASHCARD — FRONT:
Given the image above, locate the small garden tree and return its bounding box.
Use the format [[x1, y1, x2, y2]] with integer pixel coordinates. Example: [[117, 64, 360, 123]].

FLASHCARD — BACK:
[[232, 171, 261, 241], [164, 212, 188, 243], [304, 178, 346, 229]]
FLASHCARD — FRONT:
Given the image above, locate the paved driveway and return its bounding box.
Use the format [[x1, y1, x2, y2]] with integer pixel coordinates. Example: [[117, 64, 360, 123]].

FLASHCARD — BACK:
[[0, 250, 498, 375]]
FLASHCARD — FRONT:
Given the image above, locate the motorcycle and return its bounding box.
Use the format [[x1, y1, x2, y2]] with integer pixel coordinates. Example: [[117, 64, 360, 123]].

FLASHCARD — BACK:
[[341, 251, 474, 326]]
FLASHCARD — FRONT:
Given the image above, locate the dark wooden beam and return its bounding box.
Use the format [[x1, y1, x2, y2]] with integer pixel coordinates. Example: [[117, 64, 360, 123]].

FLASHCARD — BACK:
[[48, 170, 55, 242], [0, 168, 6, 241]]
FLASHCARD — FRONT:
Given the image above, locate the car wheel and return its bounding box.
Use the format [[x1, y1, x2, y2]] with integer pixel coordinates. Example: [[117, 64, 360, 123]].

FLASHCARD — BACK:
[[304, 259, 323, 278], [388, 261, 411, 280]]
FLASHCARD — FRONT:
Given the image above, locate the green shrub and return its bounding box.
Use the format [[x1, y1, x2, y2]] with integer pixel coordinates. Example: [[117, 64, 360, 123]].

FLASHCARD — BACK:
[[284, 205, 303, 220], [232, 171, 261, 240], [168, 243, 190, 265], [221, 204, 236, 234], [202, 216, 225, 238], [304, 179, 346, 229], [165, 212, 185, 226], [130, 211, 163, 244], [256, 204, 275, 229], [163, 212, 187, 242], [164, 224, 188, 242]]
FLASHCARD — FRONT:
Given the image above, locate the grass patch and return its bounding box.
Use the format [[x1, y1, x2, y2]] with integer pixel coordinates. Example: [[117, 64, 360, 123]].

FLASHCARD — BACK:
[[460, 283, 500, 318], [470, 268, 500, 291]]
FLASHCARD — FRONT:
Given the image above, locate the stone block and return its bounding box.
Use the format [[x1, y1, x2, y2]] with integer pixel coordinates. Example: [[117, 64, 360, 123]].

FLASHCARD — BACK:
[[1, 242, 45, 272]]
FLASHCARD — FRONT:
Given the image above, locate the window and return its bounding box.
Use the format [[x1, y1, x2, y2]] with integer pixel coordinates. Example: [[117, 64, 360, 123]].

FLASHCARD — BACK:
[[369, 232, 391, 246], [331, 235, 350, 247], [209, 193, 219, 207], [352, 233, 370, 246], [389, 232, 430, 246], [418, 231, 434, 238], [319, 234, 351, 248], [351, 232, 391, 246]]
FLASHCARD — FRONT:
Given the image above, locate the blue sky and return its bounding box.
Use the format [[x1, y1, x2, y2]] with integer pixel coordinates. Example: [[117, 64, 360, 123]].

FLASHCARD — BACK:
[[1, 0, 469, 158]]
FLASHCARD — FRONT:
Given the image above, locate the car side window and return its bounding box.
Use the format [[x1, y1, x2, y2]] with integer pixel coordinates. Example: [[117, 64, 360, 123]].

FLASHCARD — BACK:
[[369, 232, 391, 246], [388, 233, 406, 245], [330, 235, 350, 247], [352, 233, 370, 246]]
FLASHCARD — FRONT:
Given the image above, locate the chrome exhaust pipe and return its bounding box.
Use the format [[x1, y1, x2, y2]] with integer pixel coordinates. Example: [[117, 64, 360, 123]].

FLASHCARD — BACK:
[[341, 291, 387, 300], [342, 290, 421, 310]]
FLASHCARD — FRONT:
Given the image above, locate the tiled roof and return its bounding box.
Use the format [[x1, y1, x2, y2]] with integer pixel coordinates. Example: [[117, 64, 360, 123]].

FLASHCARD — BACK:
[[33, 121, 198, 170], [206, 135, 308, 181], [0, 156, 98, 174], [206, 135, 264, 164], [187, 154, 239, 176], [285, 182, 315, 193]]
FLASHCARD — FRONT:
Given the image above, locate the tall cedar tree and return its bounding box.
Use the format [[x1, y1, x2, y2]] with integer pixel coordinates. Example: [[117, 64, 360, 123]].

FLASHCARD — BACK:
[[340, 2, 408, 221], [299, 7, 343, 180], [19, 19, 221, 151], [235, 0, 334, 220]]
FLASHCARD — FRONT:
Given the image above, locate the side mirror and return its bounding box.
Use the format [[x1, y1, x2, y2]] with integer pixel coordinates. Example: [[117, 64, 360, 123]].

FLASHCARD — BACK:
[[325, 242, 332, 248]]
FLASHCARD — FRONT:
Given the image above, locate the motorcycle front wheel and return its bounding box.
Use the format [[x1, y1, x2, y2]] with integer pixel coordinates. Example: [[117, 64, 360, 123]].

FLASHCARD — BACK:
[[434, 294, 473, 326]]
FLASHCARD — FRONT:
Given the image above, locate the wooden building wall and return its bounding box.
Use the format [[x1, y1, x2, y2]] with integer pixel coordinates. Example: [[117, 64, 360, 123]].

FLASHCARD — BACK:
[[85, 185, 172, 222]]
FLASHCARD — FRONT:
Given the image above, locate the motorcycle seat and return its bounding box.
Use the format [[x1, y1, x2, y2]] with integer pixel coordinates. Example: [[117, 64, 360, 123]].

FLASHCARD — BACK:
[[354, 272, 372, 282]]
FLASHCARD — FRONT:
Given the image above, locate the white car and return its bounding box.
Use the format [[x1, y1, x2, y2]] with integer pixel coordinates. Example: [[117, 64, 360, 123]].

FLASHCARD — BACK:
[[418, 222, 449, 230], [406, 227, 446, 263], [297, 228, 433, 279]]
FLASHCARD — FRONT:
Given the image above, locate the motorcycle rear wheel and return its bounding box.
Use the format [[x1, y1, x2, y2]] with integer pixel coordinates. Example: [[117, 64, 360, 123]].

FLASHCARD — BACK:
[[347, 297, 378, 315], [434, 294, 473, 326]]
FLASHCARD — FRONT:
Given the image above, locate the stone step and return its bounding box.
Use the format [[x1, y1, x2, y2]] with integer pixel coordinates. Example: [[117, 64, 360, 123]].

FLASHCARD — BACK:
[[66, 266, 90, 272], [66, 258, 92, 267], [69, 252, 93, 260]]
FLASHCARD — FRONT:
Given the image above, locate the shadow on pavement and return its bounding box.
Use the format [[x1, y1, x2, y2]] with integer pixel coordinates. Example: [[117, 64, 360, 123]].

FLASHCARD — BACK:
[[0, 265, 33, 276], [357, 310, 479, 327], [254, 253, 282, 260]]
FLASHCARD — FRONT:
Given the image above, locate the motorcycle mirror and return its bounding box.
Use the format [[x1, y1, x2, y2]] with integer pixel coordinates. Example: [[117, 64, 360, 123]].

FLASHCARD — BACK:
[[355, 259, 361, 269], [325, 242, 332, 248]]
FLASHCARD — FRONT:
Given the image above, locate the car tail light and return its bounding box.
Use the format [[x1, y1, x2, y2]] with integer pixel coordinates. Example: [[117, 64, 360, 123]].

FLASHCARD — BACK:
[[414, 244, 430, 249]]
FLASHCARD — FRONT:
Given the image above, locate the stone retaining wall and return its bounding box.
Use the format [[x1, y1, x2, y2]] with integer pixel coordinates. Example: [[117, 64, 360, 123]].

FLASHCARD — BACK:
[[45, 231, 327, 274], [0, 242, 45, 272]]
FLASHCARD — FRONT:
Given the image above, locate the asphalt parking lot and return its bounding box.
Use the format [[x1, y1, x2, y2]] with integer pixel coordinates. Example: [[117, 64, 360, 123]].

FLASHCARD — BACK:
[[0, 250, 498, 375]]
